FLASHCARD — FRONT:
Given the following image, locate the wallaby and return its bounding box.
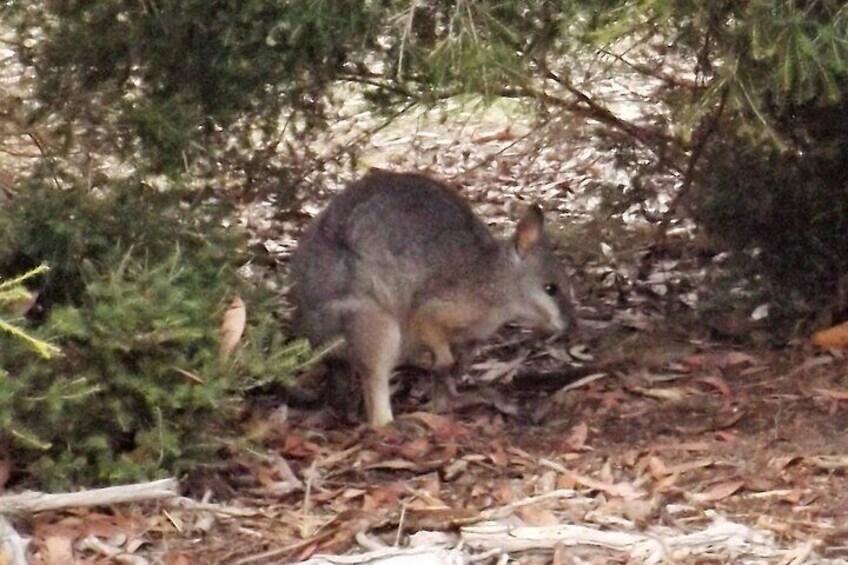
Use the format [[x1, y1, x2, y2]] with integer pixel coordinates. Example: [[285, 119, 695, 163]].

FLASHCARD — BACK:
[[289, 169, 575, 427]]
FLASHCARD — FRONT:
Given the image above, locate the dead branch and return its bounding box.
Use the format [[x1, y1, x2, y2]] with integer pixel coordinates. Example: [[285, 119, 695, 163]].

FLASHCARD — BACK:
[[0, 477, 179, 516], [461, 515, 797, 562]]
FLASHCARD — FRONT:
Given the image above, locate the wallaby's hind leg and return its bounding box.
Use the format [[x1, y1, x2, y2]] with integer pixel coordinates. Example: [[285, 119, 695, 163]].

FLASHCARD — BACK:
[[347, 308, 402, 427]]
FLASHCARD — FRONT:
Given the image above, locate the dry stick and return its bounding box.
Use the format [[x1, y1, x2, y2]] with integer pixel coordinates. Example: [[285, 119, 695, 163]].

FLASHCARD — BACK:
[[0, 478, 179, 515], [659, 86, 728, 231], [25, 131, 61, 191], [540, 69, 679, 156], [478, 489, 578, 521]]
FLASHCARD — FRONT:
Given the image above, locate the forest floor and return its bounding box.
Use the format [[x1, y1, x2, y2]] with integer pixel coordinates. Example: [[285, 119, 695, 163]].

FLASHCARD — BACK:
[[22, 82, 848, 563]]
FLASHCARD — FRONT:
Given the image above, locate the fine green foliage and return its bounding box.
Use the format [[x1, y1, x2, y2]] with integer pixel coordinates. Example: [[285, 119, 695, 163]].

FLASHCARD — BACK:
[[584, 1, 848, 320], [0, 265, 60, 359], [5, 0, 386, 175], [0, 179, 309, 489], [589, 1, 848, 141]]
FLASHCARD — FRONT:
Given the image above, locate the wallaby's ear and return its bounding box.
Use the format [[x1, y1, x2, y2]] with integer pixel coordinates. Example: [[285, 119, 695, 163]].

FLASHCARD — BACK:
[[514, 204, 544, 256]]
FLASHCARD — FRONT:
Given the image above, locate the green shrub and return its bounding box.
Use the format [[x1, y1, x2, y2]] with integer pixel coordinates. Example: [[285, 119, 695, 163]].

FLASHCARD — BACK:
[[0, 179, 307, 489], [693, 89, 848, 327]]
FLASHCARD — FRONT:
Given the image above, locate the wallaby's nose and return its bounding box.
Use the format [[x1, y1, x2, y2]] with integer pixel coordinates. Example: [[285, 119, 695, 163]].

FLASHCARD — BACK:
[[546, 308, 580, 341], [550, 315, 567, 333]]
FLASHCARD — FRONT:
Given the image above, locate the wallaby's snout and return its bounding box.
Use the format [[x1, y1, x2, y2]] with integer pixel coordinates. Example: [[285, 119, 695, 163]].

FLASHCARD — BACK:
[[289, 170, 577, 427]]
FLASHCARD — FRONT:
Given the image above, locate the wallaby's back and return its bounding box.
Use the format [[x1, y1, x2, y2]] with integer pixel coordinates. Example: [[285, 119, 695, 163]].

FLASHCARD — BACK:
[[291, 170, 497, 340]]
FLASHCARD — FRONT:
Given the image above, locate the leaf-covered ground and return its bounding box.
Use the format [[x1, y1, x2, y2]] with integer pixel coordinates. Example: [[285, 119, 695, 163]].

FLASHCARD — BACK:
[[25, 321, 848, 564], [21, 67, 848, 564]]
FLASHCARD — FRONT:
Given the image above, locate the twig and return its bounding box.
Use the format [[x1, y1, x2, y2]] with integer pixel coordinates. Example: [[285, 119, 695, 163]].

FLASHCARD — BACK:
[[396, 0, 420, 81], [0, 478, 179, 516], [478, 489, 578, 521]]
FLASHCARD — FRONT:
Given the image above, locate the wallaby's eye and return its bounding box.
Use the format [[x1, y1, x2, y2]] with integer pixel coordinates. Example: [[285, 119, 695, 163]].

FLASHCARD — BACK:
[[544, 283, 559, 296]]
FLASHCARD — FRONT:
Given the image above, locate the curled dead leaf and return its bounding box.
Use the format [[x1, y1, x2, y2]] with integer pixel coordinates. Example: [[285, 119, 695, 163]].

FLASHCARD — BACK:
[[563, 422, 590, 451], [695, 375, 733, 398], [219, 295, 246, 362]]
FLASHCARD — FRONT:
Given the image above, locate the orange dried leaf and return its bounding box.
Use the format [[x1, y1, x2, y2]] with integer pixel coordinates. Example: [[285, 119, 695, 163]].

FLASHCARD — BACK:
[[812, 321, 848, 348]]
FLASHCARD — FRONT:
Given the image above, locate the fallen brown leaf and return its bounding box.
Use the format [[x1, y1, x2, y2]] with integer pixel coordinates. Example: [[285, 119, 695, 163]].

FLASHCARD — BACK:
[[488, 443, 509, 468], [811, 321, 848, 348], [647, 456, 668, 479], [279, 434, 323, 458], [650, 440, 711, 452], [683, 351, 758, 370], [688, 479, 744, 503], [404, 412, 467, 440], [397, 436, 433, 460], [787, 355, 834, 377], [695, 375, 733, 398], [41, 536, 74, 565], [516, 505, 560, 526], [666, 459, 716, 476], [566, 471, 644, 499], [166, 554, 195, 565], [563, 421, 590, 451], [654, 473, 680, 492], [769, 456, 801, 471], [804, 455, 848, 470], [633, 385, 692, 401], [812, 387, 848, 402], [714, 430, 738, 442]]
